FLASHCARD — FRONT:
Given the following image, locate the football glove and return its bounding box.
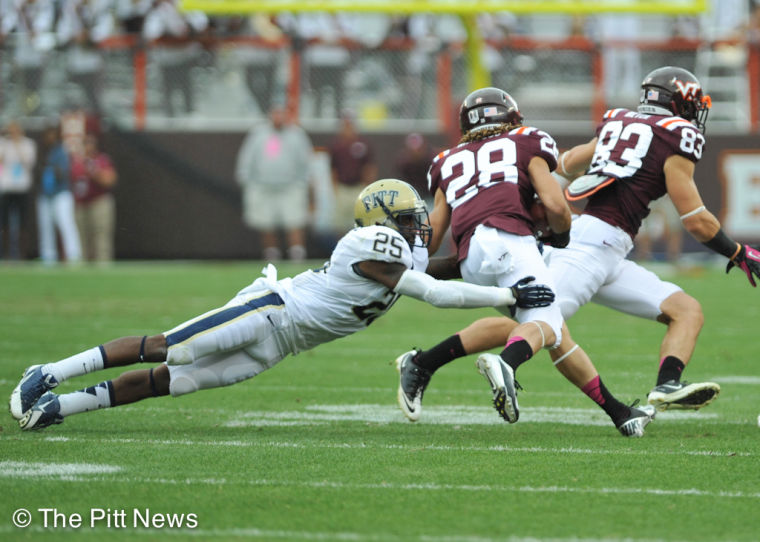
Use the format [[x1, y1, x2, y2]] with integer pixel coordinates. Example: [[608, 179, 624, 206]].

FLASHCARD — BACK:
[[726, 244, 760, 287], [510, 276, 555, 309]]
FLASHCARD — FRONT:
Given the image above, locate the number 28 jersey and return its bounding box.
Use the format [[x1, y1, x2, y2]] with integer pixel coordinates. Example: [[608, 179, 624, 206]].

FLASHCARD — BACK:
[[427, 127, 559, 261], [272, 225, 427, 353], [583, 108, 706, 238]]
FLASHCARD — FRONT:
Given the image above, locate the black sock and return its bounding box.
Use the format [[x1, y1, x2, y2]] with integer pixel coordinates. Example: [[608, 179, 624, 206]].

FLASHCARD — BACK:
[[657, 356, 685, 385], [500, 338, 533, 373], [415, 335, 466, 372], [581, 375, 630, 426]]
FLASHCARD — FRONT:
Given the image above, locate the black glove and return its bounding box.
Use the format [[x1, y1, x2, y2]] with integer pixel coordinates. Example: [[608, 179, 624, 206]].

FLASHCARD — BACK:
[[726, 244, 760, 287], [510, 276, 555, 308], [547, 229, 570, 248]]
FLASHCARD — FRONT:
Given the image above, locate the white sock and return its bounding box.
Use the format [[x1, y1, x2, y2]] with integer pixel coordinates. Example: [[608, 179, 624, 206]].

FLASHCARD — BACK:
[[43, 346, 105, 382], [58, 381, 114, 417]]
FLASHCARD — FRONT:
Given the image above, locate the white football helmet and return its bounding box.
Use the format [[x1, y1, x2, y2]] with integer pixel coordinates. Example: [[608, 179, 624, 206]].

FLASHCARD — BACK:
[[354, 179, 432, 248]]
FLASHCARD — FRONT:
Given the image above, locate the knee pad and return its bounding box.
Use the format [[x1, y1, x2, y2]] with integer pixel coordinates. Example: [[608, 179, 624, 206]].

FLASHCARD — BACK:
[[166, 344, 193, 366], [169, 374, 199, 397]]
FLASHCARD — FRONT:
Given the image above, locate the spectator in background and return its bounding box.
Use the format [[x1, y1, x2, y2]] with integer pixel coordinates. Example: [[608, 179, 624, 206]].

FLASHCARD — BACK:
[[72, 133, 117, 263], [115, 0, 152, 35], [329, 111, 376, 235], [292, 12, 350, 118], [5, 0, 56, 115], [143, 0, 209, 117], [596, 13, 641, 106], [235, 104, 314, 261], [394, 132, 435, 202], [0, 120, 37, 260], [56, 0, 116, 118], [37, 122, 82, 265], [235, 14, 284, 115]]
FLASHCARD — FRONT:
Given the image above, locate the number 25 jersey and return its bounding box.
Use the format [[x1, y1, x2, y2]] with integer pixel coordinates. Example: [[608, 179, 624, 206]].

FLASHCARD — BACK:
[[272, 225, 427, 353], [583, 108, 706, 239]]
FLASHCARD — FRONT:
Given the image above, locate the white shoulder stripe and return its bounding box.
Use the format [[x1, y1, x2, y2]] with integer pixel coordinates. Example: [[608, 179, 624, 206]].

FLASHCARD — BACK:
[[655, 117, 694, 131], [603, 108, 625, 119]]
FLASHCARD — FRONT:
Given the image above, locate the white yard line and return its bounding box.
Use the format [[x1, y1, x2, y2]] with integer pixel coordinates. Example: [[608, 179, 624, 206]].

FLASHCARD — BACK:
[[41, 435, 753, 458], [3, 469, 759, 501], [0, 460, 122, 477]]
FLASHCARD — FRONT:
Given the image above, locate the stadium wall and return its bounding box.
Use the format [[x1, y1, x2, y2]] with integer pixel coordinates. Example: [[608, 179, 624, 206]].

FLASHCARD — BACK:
[[83, 130, 760, 260]]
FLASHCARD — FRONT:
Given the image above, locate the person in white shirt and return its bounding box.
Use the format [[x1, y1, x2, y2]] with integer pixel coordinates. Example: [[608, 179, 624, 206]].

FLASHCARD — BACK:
[[10, 179, 555, 431], [0, 120, 36, 259]]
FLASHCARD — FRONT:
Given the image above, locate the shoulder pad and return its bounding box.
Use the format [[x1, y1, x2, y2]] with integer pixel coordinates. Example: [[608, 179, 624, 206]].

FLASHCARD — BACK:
[[603, 108, 628, 119], [655, 116, 695, 131]]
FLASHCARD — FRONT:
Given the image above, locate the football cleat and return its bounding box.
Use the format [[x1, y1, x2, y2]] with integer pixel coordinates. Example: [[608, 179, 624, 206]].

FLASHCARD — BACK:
[[617, 401, 656, 438], [395, 350, 432, 422], [9, 364, 58, 420], [19, 392, 63, 431], [647, 380, 720, 411], [476, 353, 520, 423]]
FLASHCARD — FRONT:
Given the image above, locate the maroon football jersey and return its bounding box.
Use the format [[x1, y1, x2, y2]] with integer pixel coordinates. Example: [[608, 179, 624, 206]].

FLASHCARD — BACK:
[[583, 108, 705, 238], [428, 126, 559, 261]]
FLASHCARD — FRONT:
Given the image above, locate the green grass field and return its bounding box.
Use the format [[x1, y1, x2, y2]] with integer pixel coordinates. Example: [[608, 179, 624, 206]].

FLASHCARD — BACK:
[[1, 261, 758, 542]]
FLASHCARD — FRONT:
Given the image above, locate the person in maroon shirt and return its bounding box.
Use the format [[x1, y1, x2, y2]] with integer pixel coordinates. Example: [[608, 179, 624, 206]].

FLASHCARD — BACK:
[[72, 134, 117, 262], [396, 87, 656, 437], [398, 67, 757, 421], [329, 112, 377, 235]]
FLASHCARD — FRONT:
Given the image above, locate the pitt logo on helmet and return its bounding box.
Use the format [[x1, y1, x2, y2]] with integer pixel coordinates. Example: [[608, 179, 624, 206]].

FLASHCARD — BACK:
[[360, 189, 400, 212]]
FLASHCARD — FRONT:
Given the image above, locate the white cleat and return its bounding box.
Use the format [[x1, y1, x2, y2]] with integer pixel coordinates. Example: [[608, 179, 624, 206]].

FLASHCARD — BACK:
[[647, 380, 720, 412], [476, 353, 519, 423]]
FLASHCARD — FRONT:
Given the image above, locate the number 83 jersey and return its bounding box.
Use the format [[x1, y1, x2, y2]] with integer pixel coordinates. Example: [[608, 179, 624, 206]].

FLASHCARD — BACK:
[[273, 225, 427, 353], [584, 108, 706, 238]]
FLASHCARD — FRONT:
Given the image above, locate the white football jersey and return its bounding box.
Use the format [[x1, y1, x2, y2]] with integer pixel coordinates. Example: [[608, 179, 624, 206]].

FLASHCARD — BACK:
[[270, 226, 428, 353]]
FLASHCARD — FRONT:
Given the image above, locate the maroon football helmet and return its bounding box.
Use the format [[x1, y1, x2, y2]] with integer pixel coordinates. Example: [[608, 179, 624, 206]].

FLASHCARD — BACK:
[[639, 66, 712, 132], [459, 87, 524, 135]]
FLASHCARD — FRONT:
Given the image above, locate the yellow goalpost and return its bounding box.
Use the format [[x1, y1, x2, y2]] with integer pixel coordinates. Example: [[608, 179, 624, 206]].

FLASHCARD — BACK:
[[181, 1, 707, 16], [180, 0, 708, 104]]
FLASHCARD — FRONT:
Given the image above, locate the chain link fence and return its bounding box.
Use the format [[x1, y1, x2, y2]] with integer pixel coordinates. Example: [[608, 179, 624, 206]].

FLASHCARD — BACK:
[[0, 33, 751, 134]]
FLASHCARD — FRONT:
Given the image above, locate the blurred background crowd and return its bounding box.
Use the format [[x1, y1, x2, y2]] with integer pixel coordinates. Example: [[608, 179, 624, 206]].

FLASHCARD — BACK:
[[0, 0, 759, 263]]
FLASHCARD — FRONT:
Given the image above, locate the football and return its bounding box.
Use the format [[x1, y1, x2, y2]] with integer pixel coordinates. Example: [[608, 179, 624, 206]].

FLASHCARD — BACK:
[[529, 199, 552, 240]]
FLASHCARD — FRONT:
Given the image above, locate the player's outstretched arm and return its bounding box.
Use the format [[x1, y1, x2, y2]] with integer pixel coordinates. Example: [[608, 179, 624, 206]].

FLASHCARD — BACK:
[[555, 138, 597, 181], [665, 155, 760, 287], [356, 260, 554, 309]]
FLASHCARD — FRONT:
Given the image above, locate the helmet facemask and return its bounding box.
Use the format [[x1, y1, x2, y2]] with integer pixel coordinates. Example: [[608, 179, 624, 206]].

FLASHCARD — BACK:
[[354, 179, 433, 249], [638, 66, 712, 133], [377, 198, 432, 249]]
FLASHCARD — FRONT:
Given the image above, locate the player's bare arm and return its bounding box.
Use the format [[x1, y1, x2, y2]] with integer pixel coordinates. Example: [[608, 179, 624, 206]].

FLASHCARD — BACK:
[[426, 253, 461, 280], [426, 188, 451, 255], [529, 156, 571, 245], [665, 154, 760, 285], [664, 154, 720, 242], [556, 138, 596, 180]]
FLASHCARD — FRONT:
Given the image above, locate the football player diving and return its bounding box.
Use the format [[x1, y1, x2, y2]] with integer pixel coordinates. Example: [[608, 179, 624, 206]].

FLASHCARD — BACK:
[[10, 179, 555, 430]]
